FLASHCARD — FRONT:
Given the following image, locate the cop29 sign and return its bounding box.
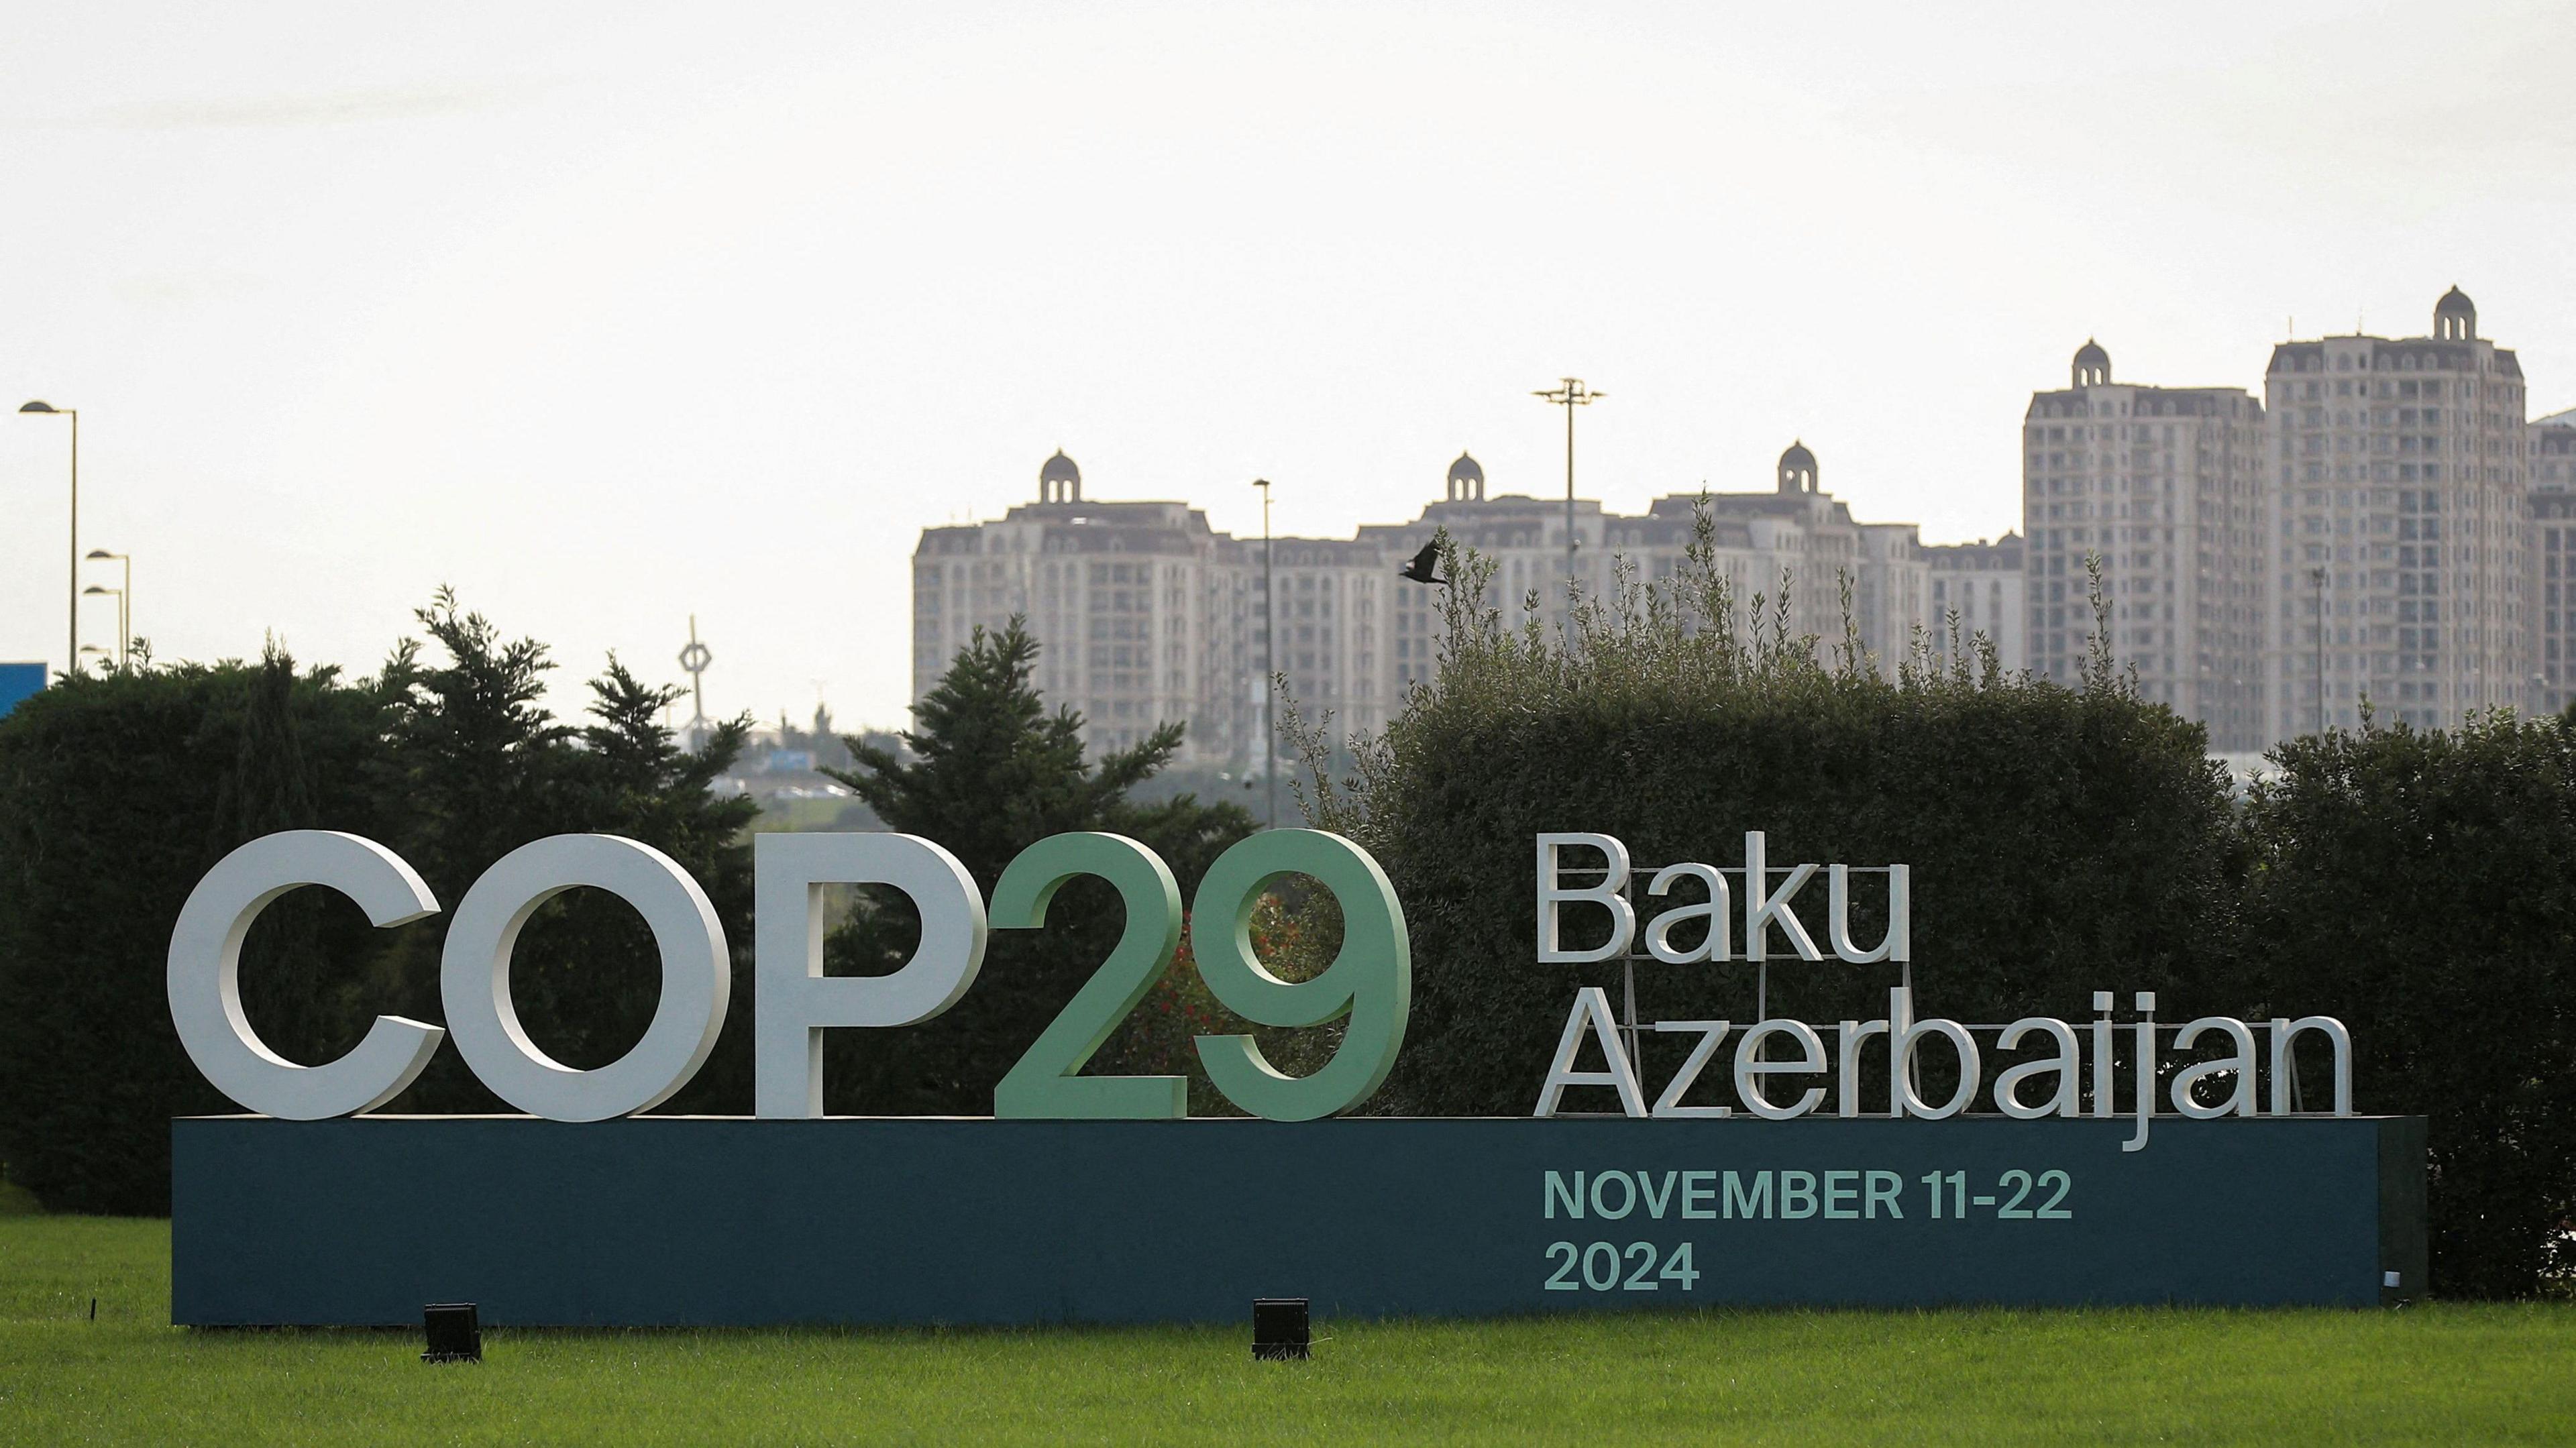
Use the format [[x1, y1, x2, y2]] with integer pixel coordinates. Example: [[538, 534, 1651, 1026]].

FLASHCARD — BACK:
[[166, 826, 2422, 1328], [170, 827, 1406, 1125]]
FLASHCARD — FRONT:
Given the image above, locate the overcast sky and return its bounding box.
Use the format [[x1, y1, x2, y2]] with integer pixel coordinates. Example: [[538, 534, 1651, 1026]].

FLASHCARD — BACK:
[[4, 2, 2571, 729]]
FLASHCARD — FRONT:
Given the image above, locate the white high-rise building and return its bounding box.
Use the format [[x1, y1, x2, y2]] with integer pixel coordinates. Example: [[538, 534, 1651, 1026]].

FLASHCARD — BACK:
[[2525, 410, 2576, 714], [2022, 341, 2269, 750], [913, 445, 1933, 767], [2531, 408, 2576, 493], [2263, 288, 2532, 734], [910, 452, 1249, 761]]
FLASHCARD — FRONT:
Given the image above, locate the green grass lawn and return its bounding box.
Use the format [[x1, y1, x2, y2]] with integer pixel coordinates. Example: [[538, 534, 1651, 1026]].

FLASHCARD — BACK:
[[3, 1215, 2572, 1445]]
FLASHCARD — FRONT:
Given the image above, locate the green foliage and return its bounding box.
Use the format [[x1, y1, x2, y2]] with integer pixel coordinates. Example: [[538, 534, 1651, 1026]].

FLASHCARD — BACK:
[[1299, 520, 2237, 1121], [368, 594, 759, 1112], [0, 652, 395, 1213], [15, 528, 2576, 1302], [832, 618, 1183, 878], [0, 592, 759, 1213], [1290, 514, 2576, 1296], [2243, 712, 2576, 1299], [1110, 893, 1344, 1115], [821, 618, 1256, 1114]]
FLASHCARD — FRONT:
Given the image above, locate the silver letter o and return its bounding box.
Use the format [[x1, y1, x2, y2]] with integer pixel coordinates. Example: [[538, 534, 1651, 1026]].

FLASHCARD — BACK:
[[438, 834, 729, 1122]]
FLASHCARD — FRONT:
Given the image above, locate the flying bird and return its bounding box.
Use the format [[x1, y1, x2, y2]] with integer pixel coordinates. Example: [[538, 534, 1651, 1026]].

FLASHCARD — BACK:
[[1399, 542, 1448, 588]]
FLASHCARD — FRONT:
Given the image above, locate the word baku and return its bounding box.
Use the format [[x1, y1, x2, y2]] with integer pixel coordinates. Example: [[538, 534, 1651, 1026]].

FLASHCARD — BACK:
[[1535, 831, 1908, 964], [168, 828, 1409, 1126]]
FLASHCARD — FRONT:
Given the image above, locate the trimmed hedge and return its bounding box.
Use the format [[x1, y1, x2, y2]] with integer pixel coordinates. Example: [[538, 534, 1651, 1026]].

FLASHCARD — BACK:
[[0, 594, 758, 1215], [2246, 715, 2576, 1298], [1306, 537, 2236, 1123], [0, 657, 393, 1211]]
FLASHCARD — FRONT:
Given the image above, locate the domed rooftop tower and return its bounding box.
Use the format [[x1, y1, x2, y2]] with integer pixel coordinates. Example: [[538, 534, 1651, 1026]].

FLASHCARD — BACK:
[[1038, 449, 1081, 504], [1445, 451, 1485, 502], [2435, 286, 2477, 341], [2072, 339, 2111, 388], [1777, 441, 1818, 495]]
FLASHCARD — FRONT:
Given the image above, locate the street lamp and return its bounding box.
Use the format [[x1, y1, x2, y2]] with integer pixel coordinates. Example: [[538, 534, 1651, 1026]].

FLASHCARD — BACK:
[[18, 401, 77, 675], [1532, 378, 1603, 612], [83, 585, 126, 671], [1254, 478, 1275, 830], [85, 549, 130, 670]]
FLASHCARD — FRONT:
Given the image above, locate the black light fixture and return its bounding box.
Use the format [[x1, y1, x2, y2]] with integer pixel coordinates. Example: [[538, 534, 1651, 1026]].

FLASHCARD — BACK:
[[1397, 541, 1449, 589], [1252, 1297, 1309, 1361], [422, 1302, 482, 1363]]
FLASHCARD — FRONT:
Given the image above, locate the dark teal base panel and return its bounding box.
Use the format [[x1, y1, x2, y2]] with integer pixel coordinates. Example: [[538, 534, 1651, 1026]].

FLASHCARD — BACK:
[[170, 1115, 2426, 1326]]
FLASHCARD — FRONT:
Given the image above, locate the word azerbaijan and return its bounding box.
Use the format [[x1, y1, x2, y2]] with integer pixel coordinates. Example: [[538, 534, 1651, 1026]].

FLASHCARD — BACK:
[[1534, 985, 2353, 1151], [168, 828, 1408, 1125]]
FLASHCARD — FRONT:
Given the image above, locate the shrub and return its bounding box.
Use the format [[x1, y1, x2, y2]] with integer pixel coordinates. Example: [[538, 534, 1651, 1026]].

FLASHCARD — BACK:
[[0, 653, 396, 1212], [820, 619, 1258, 1114], [1290, 518, 2241, 1118], [2244, 712, 2576, 1297], [1292, 512, 2576, 1296], [0, 592, 759, 1213]]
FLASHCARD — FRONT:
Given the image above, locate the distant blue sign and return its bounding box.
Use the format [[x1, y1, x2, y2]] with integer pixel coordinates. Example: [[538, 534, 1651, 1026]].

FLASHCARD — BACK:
[[0, 663, 44, 720]]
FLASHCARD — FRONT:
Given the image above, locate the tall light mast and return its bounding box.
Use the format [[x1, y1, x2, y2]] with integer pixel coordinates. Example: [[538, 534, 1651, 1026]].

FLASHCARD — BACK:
[[1532, 378, 1604, 611]]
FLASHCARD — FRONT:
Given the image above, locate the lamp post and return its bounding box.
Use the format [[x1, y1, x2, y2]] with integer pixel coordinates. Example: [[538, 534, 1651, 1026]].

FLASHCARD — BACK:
[[18, 401, 76, 675], [82, 586, 125, 671], [85, 549, 129, 669], [1254, 478, 1275, 830], [1531, 378, 1603, 613]]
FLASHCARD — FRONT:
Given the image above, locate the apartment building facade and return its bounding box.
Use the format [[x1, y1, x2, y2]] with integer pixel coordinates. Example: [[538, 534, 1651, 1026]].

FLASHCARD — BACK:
[[2263, 288, 2531, 734], [2022, 341, 2269, 751], [2528, 412, 2576, 713], [910, 453, 1245, 761], [1925, 533, 2027, 674], [913, 445, 1932, 767]]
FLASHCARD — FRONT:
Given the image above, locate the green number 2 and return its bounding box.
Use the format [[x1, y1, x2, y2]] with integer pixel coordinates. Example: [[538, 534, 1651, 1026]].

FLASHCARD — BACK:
[[1190, 829, 1411, 1122], [989, 833, 1187, 1120], [985, 828, 1411, 1121]]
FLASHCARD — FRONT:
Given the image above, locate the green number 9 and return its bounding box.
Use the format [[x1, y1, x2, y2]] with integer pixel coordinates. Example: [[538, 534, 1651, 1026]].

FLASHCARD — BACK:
[[1191, 829, 1410, 1121]]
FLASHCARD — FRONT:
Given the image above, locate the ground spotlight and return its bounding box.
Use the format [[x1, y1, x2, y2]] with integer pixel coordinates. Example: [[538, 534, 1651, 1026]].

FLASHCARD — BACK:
[[1252, 1297, 1309, 1361], [422, 1302, 482, 1363]]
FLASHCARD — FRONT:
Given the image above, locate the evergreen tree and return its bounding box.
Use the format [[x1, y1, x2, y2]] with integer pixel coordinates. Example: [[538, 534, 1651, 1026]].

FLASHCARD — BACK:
[[839, 619, 1181, 877], [554, 657, 759, 1108], [373, 591, 759, 1111], [375, 586, 573, 894], [822, 618, 1252, 1114], [213, 648, 403, 1069]]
